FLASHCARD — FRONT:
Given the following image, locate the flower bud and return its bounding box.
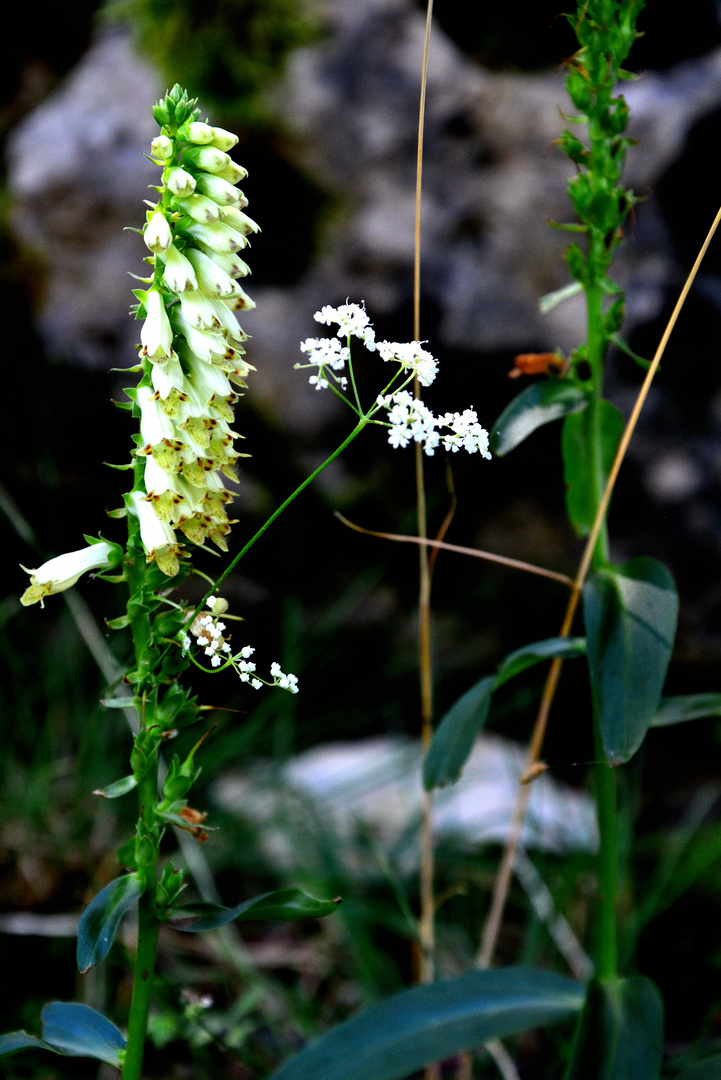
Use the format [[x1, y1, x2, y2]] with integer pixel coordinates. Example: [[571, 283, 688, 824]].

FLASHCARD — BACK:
[[166, 166, 196, 197], [209, 126, 239, 152], [193, 146, 230, 174], [220, 206, 260, 235], [144, 210, 173, 254], [21, 540, 123, 607], [185, 121, 214, 144], [186, 220, 247, 254], [185, 248, 239, 298], [150, 135, 174, 161]]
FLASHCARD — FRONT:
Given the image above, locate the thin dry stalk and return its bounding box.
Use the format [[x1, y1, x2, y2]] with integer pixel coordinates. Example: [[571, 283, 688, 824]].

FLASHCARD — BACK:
[[476, 202, 721, 970]]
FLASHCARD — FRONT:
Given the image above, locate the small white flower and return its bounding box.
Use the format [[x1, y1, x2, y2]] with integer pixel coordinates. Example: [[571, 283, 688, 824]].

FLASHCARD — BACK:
[[314, 301, 376, 347], [376, 340, 438, 386], [251, 678, 263, 690]]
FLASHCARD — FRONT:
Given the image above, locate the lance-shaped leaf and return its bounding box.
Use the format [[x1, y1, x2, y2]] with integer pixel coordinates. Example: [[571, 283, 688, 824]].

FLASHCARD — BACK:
[[92, 775, 137, 799], [584, 557, 678, 764], [651, 693, 721, 728], [167, 887, 341, 932], [424, 637, 586, 789], [0, 1003, 126, 1068], [491, 381, 588, 456], [562, 400, 624, 537], [268, 967, 584, 1080], [77, 872, 144, 973], [565, 976, 663, 1080]]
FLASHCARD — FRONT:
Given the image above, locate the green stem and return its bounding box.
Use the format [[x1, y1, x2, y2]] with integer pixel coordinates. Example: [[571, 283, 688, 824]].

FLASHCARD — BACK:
[[200, 417, 369, 613], [122, 761, 161, 1080], [592, 702, 618, 980], [585, 283, 610, 568]]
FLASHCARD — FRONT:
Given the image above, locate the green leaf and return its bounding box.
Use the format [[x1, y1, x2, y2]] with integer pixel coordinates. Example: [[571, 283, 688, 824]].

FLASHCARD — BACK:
[[106, 614, 131, 630], [0, 1004, 126, 1068], [0, 1033, 55, 1056], [491, 382, 588, 456], [167, 888, 342, 932], [651, 693, 721, 728], [77, 873, 144, 973], [674, 1055, 721, 1080], [584, 557, 679, 764], [562, 400, 624, 537], [565, 976, 663, 1080], [268, 968, 584, 1080], [92, 775, 137, 799], [494, 636, 586, 689], [423, 676, 494, 790], [40, 1003, 126, 1067], [423, 637, 586, 789]]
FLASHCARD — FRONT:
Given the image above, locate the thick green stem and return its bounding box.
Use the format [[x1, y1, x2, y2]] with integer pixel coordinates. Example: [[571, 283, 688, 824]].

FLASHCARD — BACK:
[[592, 704, 618, 980], [122, 761, 160, 1080]]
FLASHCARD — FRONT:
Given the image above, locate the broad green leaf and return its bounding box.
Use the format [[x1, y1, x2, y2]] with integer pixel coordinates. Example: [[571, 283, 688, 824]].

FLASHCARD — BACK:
[[167, 888, 341, 932], [562, 400, 624, 537], [0, 1004, 126, 1067], [565, 976, 663, 1080], [93, 775, 137, 799], [584, 557, 678, 764], [423, 637, 586, 790], [674, 1055, 721, 1080], [423, 676, 494, 790], [268, 967, 584, 1080], [77, 873, 144, 973], [491, 382, 588, 456], [651, 693, 721, 728], [41, 1003, 126, 1067]]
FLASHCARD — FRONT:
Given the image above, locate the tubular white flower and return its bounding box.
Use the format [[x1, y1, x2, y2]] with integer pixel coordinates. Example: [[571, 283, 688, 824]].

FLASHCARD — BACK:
[[137, 384, 176, 447], [144, 210, 173, 254], [186, 220, 246, 254], [162, 244, 198, 293], [128, 491, 180, 577], [21, 541, 122, 607], [176, 195, 221, 223], [193, 173, 241, 206], [219, 206, 260, 235], [185, 247, 240, 297], [140, 289, 174, 360]]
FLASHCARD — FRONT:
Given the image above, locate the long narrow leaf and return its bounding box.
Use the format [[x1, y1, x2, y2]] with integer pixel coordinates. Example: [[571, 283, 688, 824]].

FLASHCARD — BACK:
[[167, 887, 341, 932], [424, 637, 586, 789], [268, 968, 584, 1080], [651, 694, 721, 728]]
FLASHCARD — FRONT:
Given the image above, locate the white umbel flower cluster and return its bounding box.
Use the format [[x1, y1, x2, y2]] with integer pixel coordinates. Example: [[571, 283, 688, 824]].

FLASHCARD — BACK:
[[129, 86, 259, 578], [182, 597, 299, 693], [296, 302, 491, 460]]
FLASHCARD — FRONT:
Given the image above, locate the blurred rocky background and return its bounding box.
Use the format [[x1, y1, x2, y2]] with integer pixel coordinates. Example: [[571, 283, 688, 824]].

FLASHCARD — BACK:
[[5, 0, 721, 1062]]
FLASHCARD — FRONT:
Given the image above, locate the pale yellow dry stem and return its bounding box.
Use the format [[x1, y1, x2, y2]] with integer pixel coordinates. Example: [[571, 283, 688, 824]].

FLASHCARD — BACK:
[[476, 202, 721, 971], [334, 514, 575, 588]]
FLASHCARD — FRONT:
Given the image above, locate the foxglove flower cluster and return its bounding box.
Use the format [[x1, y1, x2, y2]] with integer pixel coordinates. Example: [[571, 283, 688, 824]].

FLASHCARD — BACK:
[[296, 302, 491, 459], [130, 86, 259, 577], [183, 597, 299, 693]]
